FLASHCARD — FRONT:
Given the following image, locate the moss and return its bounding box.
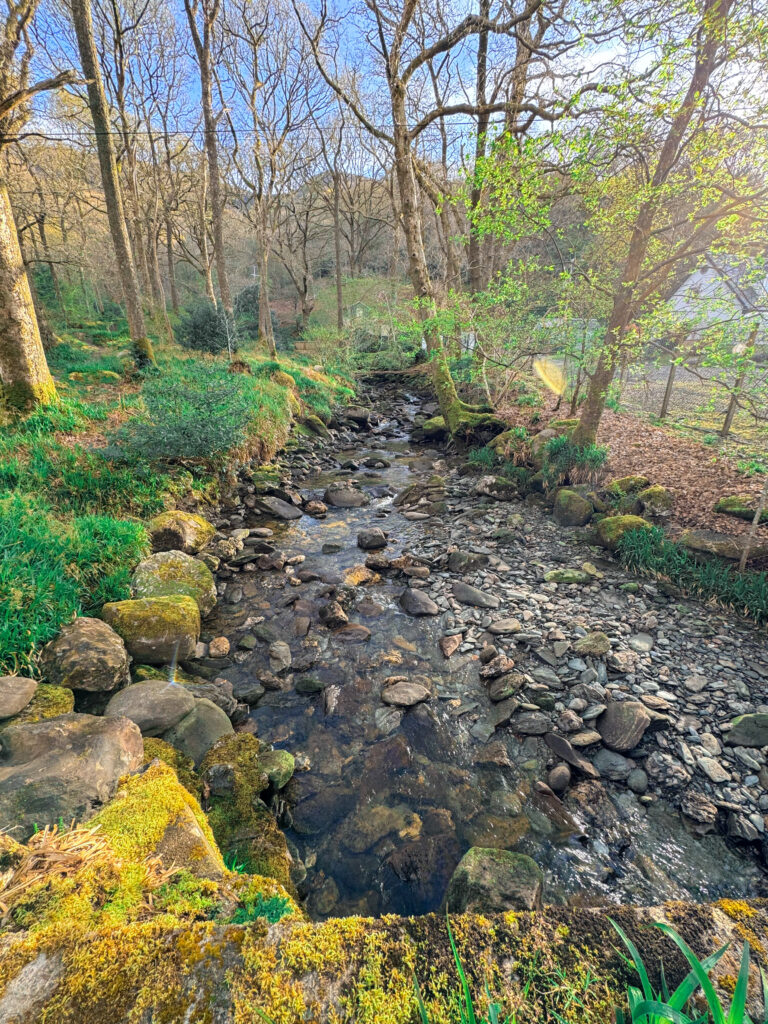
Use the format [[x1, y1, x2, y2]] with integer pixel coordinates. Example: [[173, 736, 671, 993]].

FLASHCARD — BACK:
[[131, 551, 216, 615], [638, 485, 673, 512], [606, 475, 651, 497], [90, 762, 222, 870], [11, 683, 74, 724], [714, 495, 767, 524], [143, 738, 200, 796], [148, 510, 215, 553], [595, 514, 653, 550], [422, 415, 448, 438], [100, 595, 200, 662]]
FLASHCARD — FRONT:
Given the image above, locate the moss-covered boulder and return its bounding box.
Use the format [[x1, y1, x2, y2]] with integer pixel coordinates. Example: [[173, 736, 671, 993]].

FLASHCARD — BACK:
[[638, 485, 673, 514], [148, 510, 215, 554], [91, 761, 225, 880], [714, 495, 768, 525], [595, 515, 653, 550], [553, 488, 594, 527], [131, 550, 217, 616], [199, 733, 294, 887], [101, 596, 200, 664], [11, 684, 74, 724], [445, 848, 543, 913], [421, 415, 448, 439], [606, 475, 651, 497], [142, 737, 199, 794], [680, 529, 768, 562], [40, 617, 131, 693], [303, 413, 330, 437]]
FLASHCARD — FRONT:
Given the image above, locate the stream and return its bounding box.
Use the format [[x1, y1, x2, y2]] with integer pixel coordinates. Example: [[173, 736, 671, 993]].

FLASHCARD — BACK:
[[206, 382, 768, 919]]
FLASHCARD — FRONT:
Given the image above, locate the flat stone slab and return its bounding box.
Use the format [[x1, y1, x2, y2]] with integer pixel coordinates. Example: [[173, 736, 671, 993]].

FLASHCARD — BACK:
[[452, 583, 501, 609]]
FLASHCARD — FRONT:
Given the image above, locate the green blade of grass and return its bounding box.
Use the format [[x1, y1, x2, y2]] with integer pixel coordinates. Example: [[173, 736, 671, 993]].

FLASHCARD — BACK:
[[727, 942, 751, 1024], [655, 923, 726, 1024]]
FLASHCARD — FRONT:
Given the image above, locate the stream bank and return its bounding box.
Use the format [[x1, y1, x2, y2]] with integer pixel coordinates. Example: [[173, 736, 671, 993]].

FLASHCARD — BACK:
[[196, 377, 768, 919]]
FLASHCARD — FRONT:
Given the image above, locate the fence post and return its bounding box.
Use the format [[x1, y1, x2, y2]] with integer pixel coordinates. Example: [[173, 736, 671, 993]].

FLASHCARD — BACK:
[[659, 362, 677, 419]]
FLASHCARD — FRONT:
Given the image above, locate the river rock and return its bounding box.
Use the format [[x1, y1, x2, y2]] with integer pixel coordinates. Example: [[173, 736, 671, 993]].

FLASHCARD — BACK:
[[548, 764, 571, 792], [132, 550, 217, 616], [258, 748, 295, 789], [324, 483, 370, 508], [257, 495, 303, 520], [680, 529, 768, 562], [725, 714, 768, 748], [452, 582, 501, 609], [319, 601, 349, 628], [445, 848, 543, 913], [269, 641, 292, 672], [512, 711, 550, 735], [573, 631, 611, 657], [40, 617, 131, 692], [382, 681, 430, 707], [645, 750, 691, 790], [592, 748, 633, 781], [488, 618, 522, 635], [597, 701, 651, 752], [0, 677, 38, 719], [208, 637, 230, 659], [163, 698, 234, 767], [357, 528, 388, 550], [148, 511, 215, 554], [0, 713, 142, 838], [447, 550, 488, 573], [553, 489, 593, 527], [400, 589, 439, 616], [101, 596, 200, 664], [104, 679, 196, 736]]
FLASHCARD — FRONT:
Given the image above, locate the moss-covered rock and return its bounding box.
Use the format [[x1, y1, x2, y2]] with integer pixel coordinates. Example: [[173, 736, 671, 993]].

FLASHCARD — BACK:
[[101, 596, 200, 664], [680, 529, 768, 562], [574, 631, 611, 657], [714, 495, 768, 525], [199, 734, 294, 888], [142, 737, 199, 795], [544, 568, 592, 585], [303, 413, 330, 438], [606, 475, 651, 497], [445, 848, 543, 913], [162, 698, 233, 767], [638, 484, 673, 513], [595, 515, 653, 550], [553, 488, 594, 527], [131, 550, 217, 616], [148, 511, 215, 554], [11, 684, 74, 724], [421, 415, 448, 439]]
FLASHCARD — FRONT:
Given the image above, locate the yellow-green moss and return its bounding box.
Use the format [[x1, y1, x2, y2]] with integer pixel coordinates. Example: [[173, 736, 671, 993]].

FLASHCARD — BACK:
[[595, 514, 653, 550], [606, 475, 651, 497], [142, 738, 200, 796], [11, 684, 74, 724]]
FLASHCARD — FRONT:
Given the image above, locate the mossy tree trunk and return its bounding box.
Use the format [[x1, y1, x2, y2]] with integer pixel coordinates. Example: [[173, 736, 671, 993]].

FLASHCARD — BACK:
[[0, 185, 57, 412], [71, 0, 155, 369]]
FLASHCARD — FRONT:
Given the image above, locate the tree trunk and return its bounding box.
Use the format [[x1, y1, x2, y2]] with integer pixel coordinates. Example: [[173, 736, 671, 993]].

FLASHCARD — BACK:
[[0, 186, 57, 412], [71, 0, 155, 368], [468, 0, 490, 295], [739, 475, 768, 572], [659, 361, 677, 419], [257, 243, 276, 358], [184, 0, 233, 317], [165, 218, 179, 314], [333, 170, 344, 331]]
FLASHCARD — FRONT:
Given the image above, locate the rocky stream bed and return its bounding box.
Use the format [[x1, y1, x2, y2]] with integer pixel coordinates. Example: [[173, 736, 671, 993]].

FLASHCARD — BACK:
[[185, 378, 768, 919]]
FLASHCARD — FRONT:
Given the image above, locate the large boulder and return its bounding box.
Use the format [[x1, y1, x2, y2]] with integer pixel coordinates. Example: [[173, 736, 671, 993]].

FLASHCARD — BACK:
[[163, 698, 234, 767], [595, 515, 653, 550], [553, 489, 593, 527], [104, 679, 196, 737], [445, 848, 543, 913], [0, 677, 37, 719], [148, 511, 215, 554], [0, 713, 142, 838], [638, 485, 673, 514], [257, 495, 303, 521], [40, 617, 131, 693], [680, 529, 768, 562], [101, 596, 200, 664], [324, 482, 370, 508], [597, 701, 651, 753], [132, 551, 217, 616]]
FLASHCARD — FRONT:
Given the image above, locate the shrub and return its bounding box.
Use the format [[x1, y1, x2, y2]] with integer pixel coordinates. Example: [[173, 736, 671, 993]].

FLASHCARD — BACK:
[[177, 302, 236, 355], [233, 284, 260, 338], [0, 494, 147, 675], [468, 446, 497, 470], [542, 435, 608, 489], [618, 526, 768, 625]]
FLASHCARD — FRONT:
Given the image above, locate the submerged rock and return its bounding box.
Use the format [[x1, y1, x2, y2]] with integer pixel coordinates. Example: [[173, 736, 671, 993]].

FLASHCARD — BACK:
[[445, 847, 543, 913], [324, 482, 370, 508], [40, 617, 131, 692]]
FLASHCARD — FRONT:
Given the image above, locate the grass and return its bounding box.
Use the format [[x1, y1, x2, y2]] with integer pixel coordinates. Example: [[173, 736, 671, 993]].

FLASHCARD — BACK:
[[542, 435, 608, 489], [618, 526, 768, 625], [0, 493, 147, 675], [611, 918, 768, 1024]]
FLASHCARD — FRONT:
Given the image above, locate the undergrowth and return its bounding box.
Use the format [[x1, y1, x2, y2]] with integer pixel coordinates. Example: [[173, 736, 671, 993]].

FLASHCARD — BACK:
[[618, 526, 768, 625], [542, 435, 608, 489]]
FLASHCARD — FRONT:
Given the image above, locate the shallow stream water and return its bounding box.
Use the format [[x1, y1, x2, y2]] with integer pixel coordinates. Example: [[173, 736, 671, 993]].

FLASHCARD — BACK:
[[208, 390, 768, 919]]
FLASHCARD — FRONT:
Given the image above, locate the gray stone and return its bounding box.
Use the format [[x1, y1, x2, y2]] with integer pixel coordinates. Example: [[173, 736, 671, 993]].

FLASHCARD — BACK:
[[40, 617, 131, 692], [104, 679, 196, 736], [357, 528, 388, 551], [592, 748, 633, 781], [0, 677, 37, 719], [163, 698, 234, 767], [548, 764, 571, 793], [257, 496, 303, 520], [400, 589, 439, 616], [697, 757, 730, 784], [513, 712, 550, 735], [627, 768, 648, 794], [488, 618, 523, 635], [382, 681, 430, 707], [0, 713, 142, 838], [269, 640, 292, 672], [452, 582, 501, 609], [725, 714, 768, 748], [324, 483, 370, 508], [597, 701, 651, 752]]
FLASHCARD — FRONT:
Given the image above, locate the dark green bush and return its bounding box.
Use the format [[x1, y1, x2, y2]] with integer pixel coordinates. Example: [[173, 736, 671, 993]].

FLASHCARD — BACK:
[[0, 494, 148, 675], [233, 284, 260, 339], [177, 302, 235, 355], [619, 526, 768, 625], [111, 362, 260, 464], [542, 435, 608, 489]]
